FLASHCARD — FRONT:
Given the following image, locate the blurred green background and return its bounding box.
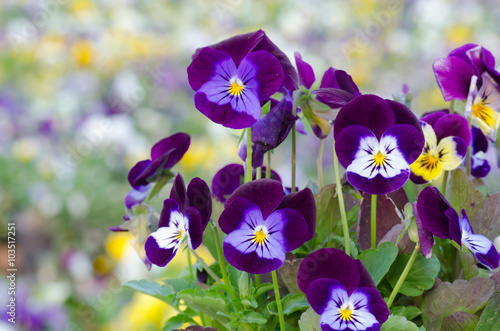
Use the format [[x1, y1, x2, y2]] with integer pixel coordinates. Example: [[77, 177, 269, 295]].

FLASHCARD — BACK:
[[1, 0, 499, 330]]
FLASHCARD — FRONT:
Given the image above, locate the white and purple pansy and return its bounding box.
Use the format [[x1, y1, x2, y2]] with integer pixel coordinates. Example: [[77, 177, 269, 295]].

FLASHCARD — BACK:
[[187, 30, 298, 129], [416, 186, 500, 269], [145, 174, 212, 267], [470, 127, 491, 178], [219, 179, 315, 274], [298, 248, 389, 331], [334, 95, 424, 195], [410, 110, 471, 184]]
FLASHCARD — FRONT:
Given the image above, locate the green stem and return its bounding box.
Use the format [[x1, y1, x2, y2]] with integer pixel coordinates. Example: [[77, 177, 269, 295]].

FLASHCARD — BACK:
[[317, 138, 324, 190], [256, 166, 262, 180], [246, 127, 253, 182], [441, 170, 449, 195], [333, 136, 350, 256], [371, 194, 377, 249], [291, 93, 299, 193], [266, 151, 271, 178], [211, 221, 241, 310], [199, 312, 206, 327], [386, 243, 420, 308], [272, 270, 286, 331], [186, 248, 194, 279], [466, 145, 471, 176], [254, 274, 261, 287], [190, 248, 224, 284], [449, 99, 455, 114]]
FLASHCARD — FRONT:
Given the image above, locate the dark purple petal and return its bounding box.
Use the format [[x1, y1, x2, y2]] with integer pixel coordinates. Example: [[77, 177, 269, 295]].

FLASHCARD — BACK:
[[266, 208, 308, 251], [335, 125, 376, 169], [347, 171, 409, 196], [355, 260, 377, 289], [223, 239, 284, 274], [444, 208, 463, 247], [471, 127, 488, 153], [471, 155, 490, 178], [170, 174, 188, 212], [414, 202, 434, 258], [334, 94, 395, 140], [320, 68, 360, 96], [433, 56, 475, 101], [354, 287, 390, 325], [312, 88, 354, 109], [187, 47, 233, 91], [151, 133, 191, 167], [278, 188, 316, 241], [158, 199, 181, 228], [128, 159, 153, 188], [409, 172, 428, 185], [466, 45, 496, 75], [433, 114, 472, 146], [124, 184, 152, 209], [212, 164, 245, 203], [294, 52, 316, 89], [385, 99, 423, 137], [448, 43, 479, 68], [416, 187, 454, 240], [219, 197, 261, 234], [144, 236, 177, 267], [297, 248, 360, 295], [241, 50, 284, 99], [382, 124, 424, 164], [466, 235, 500, 269], [185, 207, 203, 250], [306, 278, 346, 315], [421, 110, 448, 127], [252, 98, 297, 149], [224, 179, 284, 219], [187, 178, 212, 230]]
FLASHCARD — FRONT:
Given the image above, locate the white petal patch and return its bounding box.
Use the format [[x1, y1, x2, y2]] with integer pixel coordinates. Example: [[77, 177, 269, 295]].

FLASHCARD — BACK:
[[347, 134, 409, 180], [463, 233, 495, 255], [150, 211, 189, 250]]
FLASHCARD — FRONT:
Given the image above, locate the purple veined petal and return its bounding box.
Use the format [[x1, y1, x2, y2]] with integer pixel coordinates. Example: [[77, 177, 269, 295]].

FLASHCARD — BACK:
[[416, 187, 454, 239], [383, 124, 425, 165], [240, 50, 284, 100], [306, 278, 348, 316], [295, 117, 307, 135], [471, 154, 491, 178], [277, 188, 316, 241], [347, 170, 409, 196], [414, 202, 434, 258], [185, 207, 203, 250], [334, 94, 395, 140], [355, 260, 377, 289], [145, 235, 178, 267], [471, 127, 488, 153], [125, 184, 152, 209], [466, 45, 496, 75], [158, 199, 181, 228], [151, 133, 191, 167], [187, 47, 235, 91], [386, 99, 424, 137], [459, 209, 474, 234], [187, 178, 212, 230], [219, 197, 262, 234], [335, 125, 376, 169], [294, 52, 316, 89], [212, 164, 245, 203], [265, 208, 308, 252], [297, 248, 360, 295], [170, 173, 188, 213], [448, 43, 479, 68], [421, 110, 448, 127], [409, 172, 428, 185], [433, 114, 472, 146], [444, 208, 463, 247], [437, 136, 467, 171], [351, 287, 389, 326], [433, 56, 475, 101], [463, 234, 500, 269], [128, 159, 153, 188], [224, 179, 285, 219], [312, 87, 354, 109]]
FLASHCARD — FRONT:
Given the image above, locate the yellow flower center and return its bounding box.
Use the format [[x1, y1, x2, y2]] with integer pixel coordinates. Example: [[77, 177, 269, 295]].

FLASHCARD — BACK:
[[253, 228, 267, 245], [420, 153, 440, 170], [373, 151, 385, 166], [339, 307, 353, 321], [229, 77, 244, 96], [176, 230, 184, 241], [472, 103, 496, 127]]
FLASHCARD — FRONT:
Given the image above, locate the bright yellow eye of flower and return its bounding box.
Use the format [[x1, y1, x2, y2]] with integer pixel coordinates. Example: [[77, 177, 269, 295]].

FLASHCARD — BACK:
[[229, 77, 245, 96], [472, 103, 496, 127], [253, 229, 267, 245], [419, 153, 440, 170], [176, 230, 184, 241], [339, 307, 353, 321], [373, 151, 385, 166]]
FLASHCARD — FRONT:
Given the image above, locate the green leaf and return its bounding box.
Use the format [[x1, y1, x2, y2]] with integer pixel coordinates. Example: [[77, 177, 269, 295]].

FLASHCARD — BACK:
[[261, 100, 271, 116], [298, 307, 321, 331], [268, 293, 310, 315], [390, 306, 422, 321], [381, 315, 420, 331], [238, 311, 267, 325], [471, 192, 500, 239], [441, 311, 479, 331], [475, 293, 500, 331], [358, 241, 399, 285], [162, 314, 192, 331], [446, 169, 486, 220], [277, 256, 303, 294], [254, 282, 274, 298], [163, 278, 197, 293], [177, 288, 231, 323], [386, 253, 440, 296], [123, 279, 174, 303], [458, 250, 479, 280]]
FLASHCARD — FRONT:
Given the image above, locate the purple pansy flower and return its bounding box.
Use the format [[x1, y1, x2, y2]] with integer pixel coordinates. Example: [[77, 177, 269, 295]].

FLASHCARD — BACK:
[[187, 30, 297, 129], [298, 248, 389, 331], [211, 163, 281, 203], [416, 186, 500, 269], [433, 44, 500, 141], [333, 95, 424, 195], [219, 179, 315, 274], [238, 98, 298, 167], [410, 110, 470, 184], [145, 174, 211, 267], [470, 127, 491, 178], [294, 52, 361, 139]]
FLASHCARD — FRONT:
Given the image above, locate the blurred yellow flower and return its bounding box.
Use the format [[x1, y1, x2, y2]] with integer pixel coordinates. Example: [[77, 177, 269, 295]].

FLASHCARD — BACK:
[[105, 232, 133, 261], [72, 40, 93, 67], [446, 25, 473, 47], [12, 138, 38, 163]]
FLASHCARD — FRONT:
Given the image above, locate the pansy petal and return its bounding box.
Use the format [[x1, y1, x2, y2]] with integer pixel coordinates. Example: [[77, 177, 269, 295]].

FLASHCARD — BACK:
[[471, 127, 488, 153], [433, 114, 472, 146], [351, 287, 389, 325], [410, 152, 443, 183], [471, 154, 490, 178], [240, 50, 284, 99], [145, 235, 178, 267], [188, 47, 234, 91], [266, 208, 308, 251], [414, 202, 434, 258], [320, 67, 360, 96], [252, 98, 297, 148], [334, 94, 395, 140], [437, 136, 467, 170], [277, 188, 316, 241], [219, 197, 262, 234], [158, 199, 181, 228], [383, 124, 424, 164], [335, 125, 376, 169], [187, 178, 212, 230], [421, 110, 448, 127], [185, 207, 203, 250], [433, 56, 475, 101], [128, 159, 153, 188], [444, 208, 463, 248], [125, 184, 152, 209], [459, 209, 473, 234], [212, 164, 245, 203], [151, 133, 191, 167], [347, 169, 409, 196], [295, 52, 316, 89], [464, 234, 500, 269], [313, 87, 354, 109], [306, 278, 347, 315], [170, 174, 188, 212], [466, 45, 496, 74], [386, 99, 424, 137], [224, 179, 284, 219], [416, 186, 454, 239], [297, 248, 360, 295]]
